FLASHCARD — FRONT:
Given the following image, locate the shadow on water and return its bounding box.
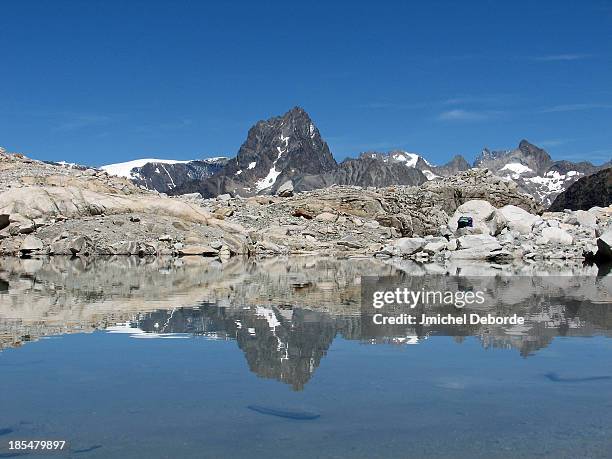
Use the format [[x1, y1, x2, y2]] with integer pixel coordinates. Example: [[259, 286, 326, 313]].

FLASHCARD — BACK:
[[545, 372, 612, 383], [247, 405, 320, 420]]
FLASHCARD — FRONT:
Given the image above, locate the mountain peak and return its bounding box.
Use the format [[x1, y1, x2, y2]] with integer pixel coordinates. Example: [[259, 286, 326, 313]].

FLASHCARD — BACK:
[[186, 107, 337, 196]]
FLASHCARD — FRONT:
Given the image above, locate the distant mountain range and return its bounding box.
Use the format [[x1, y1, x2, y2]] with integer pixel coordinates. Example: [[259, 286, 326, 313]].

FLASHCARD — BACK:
[[101, 107, 611, 207], [100, 157, 228, 192]]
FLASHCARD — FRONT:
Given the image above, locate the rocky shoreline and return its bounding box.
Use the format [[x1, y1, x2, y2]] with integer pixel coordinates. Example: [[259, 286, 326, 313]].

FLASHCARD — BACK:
[[1, 150, 610, 263]]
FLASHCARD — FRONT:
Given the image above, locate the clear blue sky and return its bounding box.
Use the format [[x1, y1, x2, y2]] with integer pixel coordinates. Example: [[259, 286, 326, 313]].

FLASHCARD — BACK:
[[1, 0, 611, 166]]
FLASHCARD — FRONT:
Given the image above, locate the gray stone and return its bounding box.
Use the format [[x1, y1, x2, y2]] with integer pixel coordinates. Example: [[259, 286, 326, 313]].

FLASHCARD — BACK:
[[315, 212, 337, 222], [179, 245, 219, 256], [18, 222, 35, 234], [20, 235, 44, 253], [69, 236, 92, 255], [423, 240, 447, 254], [540, 227, 573, 245], [276, 181, 294, 197], [575, 210, 597, 228], [457, 234, 502, 251], [391, 237, 428, 256], [448, 200, 506, 236], [499, 205, 542, 235]]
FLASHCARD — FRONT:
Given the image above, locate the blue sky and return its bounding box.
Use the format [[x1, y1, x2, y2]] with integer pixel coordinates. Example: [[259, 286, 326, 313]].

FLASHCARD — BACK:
[[1, 0, 611, 166]]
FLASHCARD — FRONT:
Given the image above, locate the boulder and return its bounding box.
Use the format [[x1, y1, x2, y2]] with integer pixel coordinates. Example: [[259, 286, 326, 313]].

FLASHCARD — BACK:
[[18, 222, 36, 234], [499, 205, 542, 235], [540, 227, 573, 245], [69, 236, 92, 255], [20, 235, 44, 253], [595, 228, 612, 261], [49, 239, 71, 254], [292, 208, 314, 219], [0, 214, 9, 230], [178, 245, 219, 256], [575, 210, 597, 228], [213, 207, 234, 219], [389, 237, 428, 256], [276, 181, 294, 197], [450, 247, 512, 261], [457, 234, 502, 251], [446, 239, 458, 251], [109, 241, 140, 255], [448, 200, 506, 236], [423, 240, 447, 254], [315, 212, 337, 222]]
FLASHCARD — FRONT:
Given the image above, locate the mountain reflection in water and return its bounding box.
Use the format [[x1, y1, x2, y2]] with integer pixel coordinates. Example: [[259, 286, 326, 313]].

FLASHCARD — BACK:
[[0, 256, 610, 391]]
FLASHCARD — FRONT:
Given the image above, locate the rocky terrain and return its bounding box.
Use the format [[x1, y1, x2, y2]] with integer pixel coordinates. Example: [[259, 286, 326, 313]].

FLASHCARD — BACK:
[[1, 146, 611, 265], [549, 167, 612, 211], [0, 149, 250, 258]]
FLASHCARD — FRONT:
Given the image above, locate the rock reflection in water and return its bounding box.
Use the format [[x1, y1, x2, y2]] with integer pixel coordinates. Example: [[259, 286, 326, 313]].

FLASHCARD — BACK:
[[0, 255, 610, 391]]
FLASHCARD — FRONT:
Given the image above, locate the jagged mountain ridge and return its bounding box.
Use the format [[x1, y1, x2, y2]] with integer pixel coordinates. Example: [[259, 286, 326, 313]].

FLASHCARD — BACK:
[[97, 108, 610, 204], [474, 140, 611, 207], [101, 157, 228, 193]]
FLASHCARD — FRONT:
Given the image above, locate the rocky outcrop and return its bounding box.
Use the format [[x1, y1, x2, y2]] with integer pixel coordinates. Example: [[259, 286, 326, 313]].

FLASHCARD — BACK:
[[0, 151, 249, 257], [474, 140, 611, 207], [1, 148, 607, 265], [375, 200, 611, 263], [548, 167, 611, 211]]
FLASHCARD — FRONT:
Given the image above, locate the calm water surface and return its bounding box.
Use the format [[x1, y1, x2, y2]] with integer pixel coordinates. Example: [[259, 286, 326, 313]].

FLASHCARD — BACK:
[[0, 256, 610, 458]]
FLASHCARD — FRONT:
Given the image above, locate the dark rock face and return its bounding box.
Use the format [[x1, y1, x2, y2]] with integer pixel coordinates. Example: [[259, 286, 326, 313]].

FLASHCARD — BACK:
[[549, 168, 612, 211], [129, 159, 228, 193], [294, 156, 427, 191], [172, 108, 430, 197], [474, 139, 553, 175], [177, 107, 337, 197], [432, 154, 471, 176]]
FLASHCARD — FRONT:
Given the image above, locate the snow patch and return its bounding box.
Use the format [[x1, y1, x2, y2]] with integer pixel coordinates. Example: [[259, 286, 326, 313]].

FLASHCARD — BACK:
[[392, 151, 420, 168], [248, 161, 257, 170], [101, 158, 191, 178], [256, 306, 281, 329], [500, 162, 533, 175], [422, 170, 439, 180], [255, 166, 282, 191]]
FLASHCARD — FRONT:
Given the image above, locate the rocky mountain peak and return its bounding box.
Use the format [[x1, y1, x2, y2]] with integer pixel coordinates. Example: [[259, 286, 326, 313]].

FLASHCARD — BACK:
[[231, 107, 337, 190]]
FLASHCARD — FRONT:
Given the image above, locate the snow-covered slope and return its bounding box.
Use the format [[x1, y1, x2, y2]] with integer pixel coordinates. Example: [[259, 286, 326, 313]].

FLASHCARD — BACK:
[[101, 158, 195, 178], [101, 157, 228, 193]]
